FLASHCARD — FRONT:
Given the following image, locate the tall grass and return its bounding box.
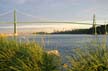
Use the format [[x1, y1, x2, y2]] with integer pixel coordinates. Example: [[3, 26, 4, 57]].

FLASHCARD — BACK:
[[1, 35, 108, 71], [0, 37, 61, 71], [68, 35, 108, 71]]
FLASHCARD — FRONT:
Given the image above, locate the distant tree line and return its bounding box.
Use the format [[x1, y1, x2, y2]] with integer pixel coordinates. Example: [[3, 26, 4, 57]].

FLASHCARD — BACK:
[[52, 24, 108, 34]]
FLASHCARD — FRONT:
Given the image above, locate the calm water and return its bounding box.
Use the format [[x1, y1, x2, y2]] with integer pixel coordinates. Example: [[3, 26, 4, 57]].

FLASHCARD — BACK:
[[15, 34, 108, 62]]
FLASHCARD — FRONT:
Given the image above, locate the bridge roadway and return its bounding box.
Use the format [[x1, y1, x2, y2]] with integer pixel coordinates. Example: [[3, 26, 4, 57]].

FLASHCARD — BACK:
[[0, 21, 102, 26]]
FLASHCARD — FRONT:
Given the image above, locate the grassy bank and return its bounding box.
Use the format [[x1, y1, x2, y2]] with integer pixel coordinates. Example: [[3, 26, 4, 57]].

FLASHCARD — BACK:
[[0, 37, 61, 71], [68, 36, 108, 71], [0, 35, 108, 71]]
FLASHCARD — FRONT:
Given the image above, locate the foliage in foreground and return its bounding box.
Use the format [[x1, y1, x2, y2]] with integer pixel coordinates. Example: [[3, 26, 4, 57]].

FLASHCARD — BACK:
[[0, 37, 61, 71], [1, 36, 108, 71], [68, 41, 108, 71]]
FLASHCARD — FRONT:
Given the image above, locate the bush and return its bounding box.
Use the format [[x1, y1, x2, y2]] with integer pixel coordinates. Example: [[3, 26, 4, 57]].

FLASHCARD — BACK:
[[0, 37, 61, 71]]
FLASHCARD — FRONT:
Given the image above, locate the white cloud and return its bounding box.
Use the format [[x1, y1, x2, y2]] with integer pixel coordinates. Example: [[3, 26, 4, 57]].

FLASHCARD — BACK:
[[13, 0, 28, 4], [16, 0, 27, 4], [1, 0, 28, 4]]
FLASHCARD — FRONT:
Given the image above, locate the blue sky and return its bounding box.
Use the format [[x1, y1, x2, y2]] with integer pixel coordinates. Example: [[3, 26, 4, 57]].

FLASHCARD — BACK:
[[0, 0, 108, 21]]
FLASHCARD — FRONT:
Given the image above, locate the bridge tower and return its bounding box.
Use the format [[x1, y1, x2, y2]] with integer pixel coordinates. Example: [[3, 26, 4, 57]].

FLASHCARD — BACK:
[[93, 14, 97, 35], [14, 9, 17, 36], [104, 21, 107, 35]]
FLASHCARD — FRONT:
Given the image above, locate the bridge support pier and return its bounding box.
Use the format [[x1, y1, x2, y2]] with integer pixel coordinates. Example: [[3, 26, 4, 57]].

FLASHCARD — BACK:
[[105, 21, 107, 35], [14, 9, 17, 36], [93, 14, 97, 35]]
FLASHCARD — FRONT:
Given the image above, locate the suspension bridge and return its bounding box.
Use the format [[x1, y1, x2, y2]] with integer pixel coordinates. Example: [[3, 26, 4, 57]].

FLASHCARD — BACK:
[[0, 9, 107, 35]]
